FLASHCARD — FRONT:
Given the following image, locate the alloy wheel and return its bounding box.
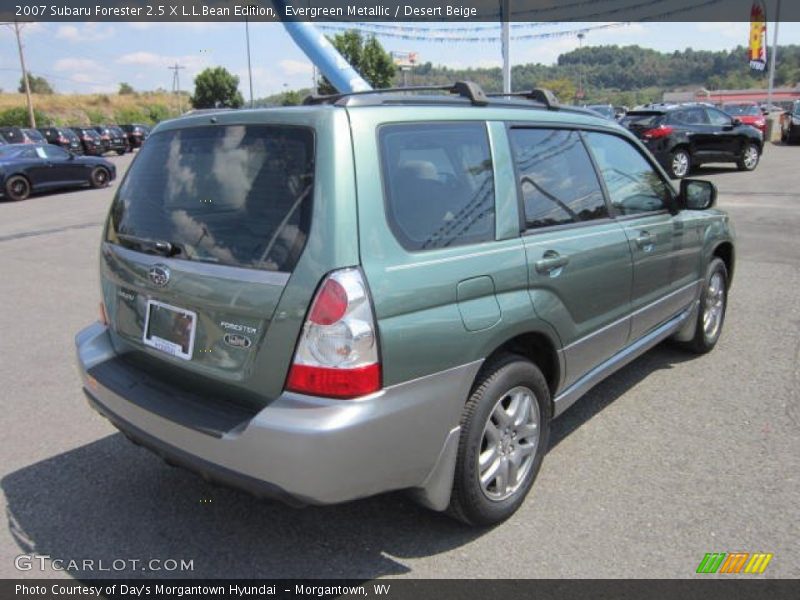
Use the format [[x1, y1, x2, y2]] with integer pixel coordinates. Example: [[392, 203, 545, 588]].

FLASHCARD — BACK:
[[478, 385, 540, 501], [702, 272, 725, 340]]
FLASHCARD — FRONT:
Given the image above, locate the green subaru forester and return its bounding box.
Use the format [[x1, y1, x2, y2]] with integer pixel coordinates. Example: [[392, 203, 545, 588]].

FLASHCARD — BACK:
[[76, 83, 734, 525]]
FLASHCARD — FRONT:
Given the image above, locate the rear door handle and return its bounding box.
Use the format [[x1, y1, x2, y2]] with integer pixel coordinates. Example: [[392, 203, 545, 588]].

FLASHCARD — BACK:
[[635, 231, 655, 252], [535, 250, 569, 276]]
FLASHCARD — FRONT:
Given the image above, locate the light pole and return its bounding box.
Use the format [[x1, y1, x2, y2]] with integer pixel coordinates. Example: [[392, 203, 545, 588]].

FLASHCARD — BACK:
[[245, 10, 254, 108], [766, 0, 781, 111], [577, 32, 585, 104]]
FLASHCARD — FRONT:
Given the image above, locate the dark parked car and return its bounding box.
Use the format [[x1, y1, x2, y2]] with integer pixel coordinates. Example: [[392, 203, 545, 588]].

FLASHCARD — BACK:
[[621, 104, 763, 178], [93, 125, 127, 155], [586, 104, 616, 120], [780, 101, 800, 144], [70, 127, 105, 156], [0, 127, 29, 145], [21, 128, 46, 144], [38, 127, 84, 154], [0, 143, 115, 201], [120, 124, 150, 149]]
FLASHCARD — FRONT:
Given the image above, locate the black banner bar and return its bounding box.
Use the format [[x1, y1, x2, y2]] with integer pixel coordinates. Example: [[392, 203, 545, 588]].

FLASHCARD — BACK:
[[3, 0, 800, 22], [3, 579, 800, 600]]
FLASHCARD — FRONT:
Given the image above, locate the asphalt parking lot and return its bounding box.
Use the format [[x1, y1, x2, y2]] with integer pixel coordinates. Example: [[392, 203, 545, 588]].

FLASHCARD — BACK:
[[0, 145, 797, 580]]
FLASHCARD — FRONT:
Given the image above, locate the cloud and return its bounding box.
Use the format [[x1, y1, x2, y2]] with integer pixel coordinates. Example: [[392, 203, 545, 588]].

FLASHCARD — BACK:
[[56, 23, 115, 42], [116, 52, 207, 71], [279, 59, 312, 77], [695, 22, 749, 40], [54, 58, 101, 71]]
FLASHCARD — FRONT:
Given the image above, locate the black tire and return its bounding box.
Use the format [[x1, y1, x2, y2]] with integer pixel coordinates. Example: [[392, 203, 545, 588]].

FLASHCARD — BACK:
[[668, 147, 691, 179], [89, 166, 110, 188], [116, 149, 125, 156], [737, 142, 760, 171], [4, 175, 31, 201], [448, 354, 551, 526], [680, 258, 729, 354]]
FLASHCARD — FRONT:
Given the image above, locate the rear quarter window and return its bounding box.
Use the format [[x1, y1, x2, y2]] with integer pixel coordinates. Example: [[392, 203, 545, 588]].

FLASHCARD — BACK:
[[379, 122, 495, 251]]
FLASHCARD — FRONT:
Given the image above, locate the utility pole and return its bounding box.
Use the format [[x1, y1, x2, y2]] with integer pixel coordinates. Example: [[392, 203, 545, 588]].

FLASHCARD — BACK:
[[501, 0, 511, 93], [168, 62, 186, 115], [1, 21, 36, 127], [766, 0, 781, 111]]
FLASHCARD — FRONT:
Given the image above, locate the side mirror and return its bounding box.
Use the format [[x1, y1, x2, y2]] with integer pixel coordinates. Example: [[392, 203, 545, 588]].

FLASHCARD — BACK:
[[731, 118, 742, 127], [679, 179, 716, 210]]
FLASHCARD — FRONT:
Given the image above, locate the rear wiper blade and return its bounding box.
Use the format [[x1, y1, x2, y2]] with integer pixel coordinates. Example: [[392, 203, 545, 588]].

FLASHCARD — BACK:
[[117, 234, 184, 257]]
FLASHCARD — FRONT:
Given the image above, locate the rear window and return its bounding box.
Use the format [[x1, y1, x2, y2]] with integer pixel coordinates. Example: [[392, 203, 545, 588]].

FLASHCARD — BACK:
[[621, 113, 665, 129], [379, 122, 495, 251], [723, 104, 760, 116], [106, 124, 314, 272]]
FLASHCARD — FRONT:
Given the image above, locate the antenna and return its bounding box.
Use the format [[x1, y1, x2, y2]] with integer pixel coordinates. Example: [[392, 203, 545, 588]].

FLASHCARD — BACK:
[[168, 62, 186, 114]]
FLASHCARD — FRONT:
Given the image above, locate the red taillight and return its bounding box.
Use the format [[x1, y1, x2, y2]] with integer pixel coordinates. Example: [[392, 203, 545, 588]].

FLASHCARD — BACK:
[[58, 136, 68, 143], [755, 119, 766, 128], [286, 268, 381, 399], [642, 125, 674, 139], [308, 279, 348, 325], [286, 364, 381, 399], [82, 136, 91, 141]]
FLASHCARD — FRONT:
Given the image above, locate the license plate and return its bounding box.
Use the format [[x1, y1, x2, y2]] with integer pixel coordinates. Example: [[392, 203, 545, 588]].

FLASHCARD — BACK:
[[143, 300, 197, 360]]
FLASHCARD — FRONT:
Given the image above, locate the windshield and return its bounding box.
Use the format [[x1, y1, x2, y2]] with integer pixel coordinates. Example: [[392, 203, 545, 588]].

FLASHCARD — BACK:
[[106, 124, 315, 272], [723, 104, 760, 116], [0, 145, 26, 158]]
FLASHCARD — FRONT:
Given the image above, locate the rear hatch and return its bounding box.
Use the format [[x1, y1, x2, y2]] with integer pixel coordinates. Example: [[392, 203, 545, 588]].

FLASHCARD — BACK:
[[620, 111, 666, 139], [101, 121, 322, 407]]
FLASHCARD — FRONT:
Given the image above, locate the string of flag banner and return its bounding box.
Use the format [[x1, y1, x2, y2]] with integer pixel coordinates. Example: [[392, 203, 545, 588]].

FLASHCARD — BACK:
[[318, 21, 629, 42]]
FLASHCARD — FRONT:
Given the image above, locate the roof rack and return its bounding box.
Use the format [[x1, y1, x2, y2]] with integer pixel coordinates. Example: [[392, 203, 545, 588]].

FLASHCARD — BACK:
[[303, 80, 489, 107], [486, 88, 560, 110]]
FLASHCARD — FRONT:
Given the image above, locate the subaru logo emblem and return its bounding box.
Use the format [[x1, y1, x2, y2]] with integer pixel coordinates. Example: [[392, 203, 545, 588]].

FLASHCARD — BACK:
[[148, 264, 170, 287]]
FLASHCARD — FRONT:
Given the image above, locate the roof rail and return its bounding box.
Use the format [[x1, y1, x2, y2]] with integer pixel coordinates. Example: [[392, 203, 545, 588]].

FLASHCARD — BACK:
[[486, 88, 560, 110], [303, 80, 490, 107]]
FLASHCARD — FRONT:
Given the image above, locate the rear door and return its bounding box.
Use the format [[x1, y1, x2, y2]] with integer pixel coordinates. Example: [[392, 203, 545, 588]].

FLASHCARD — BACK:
[[101, 116, 353, 405], [509, 127, 633, 388], [583, 131, 700, 341]]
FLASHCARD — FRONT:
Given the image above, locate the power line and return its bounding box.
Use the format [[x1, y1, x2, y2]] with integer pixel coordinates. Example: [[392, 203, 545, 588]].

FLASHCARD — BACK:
[[168, 62, 186, 114]]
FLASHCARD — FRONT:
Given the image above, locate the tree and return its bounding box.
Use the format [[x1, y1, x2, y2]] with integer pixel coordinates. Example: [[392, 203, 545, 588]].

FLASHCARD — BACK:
[[191, 67, 244, 109], [0, 106, 48, 127], [19, 74, 54, 94], [317, 30, 395, 95], [281, 90, 303, 106], [536, 78, 577, 104], [118, 82, 135, 95]]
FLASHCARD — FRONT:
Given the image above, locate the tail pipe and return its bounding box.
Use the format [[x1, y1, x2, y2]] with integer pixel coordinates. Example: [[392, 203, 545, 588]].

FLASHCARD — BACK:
[[273, 1, 371, 94]]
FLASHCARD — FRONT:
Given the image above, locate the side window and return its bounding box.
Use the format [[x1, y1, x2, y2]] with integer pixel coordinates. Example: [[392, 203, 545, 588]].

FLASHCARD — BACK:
[[706, 108, 732, 127], [43, 145, 70, 160], [583, 132, 671, 216], [510, 128, 607, 229], [379, 123, 495, 251]]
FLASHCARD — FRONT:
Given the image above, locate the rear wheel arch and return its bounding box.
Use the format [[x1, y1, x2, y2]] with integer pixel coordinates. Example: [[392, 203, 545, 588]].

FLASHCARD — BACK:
[[481, 332, 561, 400]]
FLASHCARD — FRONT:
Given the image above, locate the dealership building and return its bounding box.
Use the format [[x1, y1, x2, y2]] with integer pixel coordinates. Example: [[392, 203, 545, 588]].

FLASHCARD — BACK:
[[663, 86, 800, 105]]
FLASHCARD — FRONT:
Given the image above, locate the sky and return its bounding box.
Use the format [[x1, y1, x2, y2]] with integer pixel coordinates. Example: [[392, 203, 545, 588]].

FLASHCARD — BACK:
[[0, 20, 798, 98]]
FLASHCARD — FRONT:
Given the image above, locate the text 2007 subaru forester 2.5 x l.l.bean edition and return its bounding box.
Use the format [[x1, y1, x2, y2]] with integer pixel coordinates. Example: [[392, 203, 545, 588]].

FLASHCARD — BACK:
[[76, 83, 734, 525]]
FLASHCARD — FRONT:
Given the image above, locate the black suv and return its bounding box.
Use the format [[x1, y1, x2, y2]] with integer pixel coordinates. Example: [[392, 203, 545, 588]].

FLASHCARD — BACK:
[[38, 127, 84, 154], [621, 104, 763, 178], [120, 124, 150, 149], [70, 127, 105, 156], [93, 125, 127, 155], [0, 126, 27, 145]]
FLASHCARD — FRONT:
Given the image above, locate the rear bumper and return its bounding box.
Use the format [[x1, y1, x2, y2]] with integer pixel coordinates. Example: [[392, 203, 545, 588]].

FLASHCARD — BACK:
[[76, 322, 479, 508]]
